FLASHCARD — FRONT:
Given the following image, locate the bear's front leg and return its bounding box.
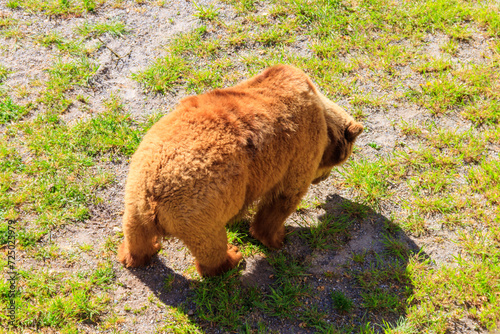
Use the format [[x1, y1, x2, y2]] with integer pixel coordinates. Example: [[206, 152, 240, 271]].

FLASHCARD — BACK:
[[250, 191, 304, 249]]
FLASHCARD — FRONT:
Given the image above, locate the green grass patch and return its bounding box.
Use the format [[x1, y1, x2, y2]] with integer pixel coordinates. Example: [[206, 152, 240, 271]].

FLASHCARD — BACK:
[[8, 0, 102, 16], [468, 158, 500, 204], [474, 3, 500, 37], [382, 234, 412, 261], [0, 65, 9, 82], [408, 168, 454, 194], [41, 58, 98, 111], [0, 96, 29, 124], [361, 288, 401, 313], [36, 31, 99, 56], [167, 26, 209, 56], [462, 99, 500, 125], [408, 74, 474, 113], [297, 214, 351, 250], [5, 262, 114, 328], [399, 213, 427, 237], [1, 100, 157, 232], [253, 24, 295, 46], [338, 158, 393, 205], [262, 281, 309, 318], [407, 250, 500, 331], [413, 57, 452, 74], [256, 253, 311, 318], [222, 0, 256, 14], [75, 19, 128, 38], [160, 306, 204, 333], [193, 2, 219, 21], [36, 31, 66, 47], [132, 55, 188, 94], [331, 290, 353, 313], [408, 64, 499, 114], [0, 16, 17, 30], [192, 271, 261, 330]]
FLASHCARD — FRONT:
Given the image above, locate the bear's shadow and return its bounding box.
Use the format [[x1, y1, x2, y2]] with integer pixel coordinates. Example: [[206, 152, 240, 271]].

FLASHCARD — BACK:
[[126, 194, 426, 331]]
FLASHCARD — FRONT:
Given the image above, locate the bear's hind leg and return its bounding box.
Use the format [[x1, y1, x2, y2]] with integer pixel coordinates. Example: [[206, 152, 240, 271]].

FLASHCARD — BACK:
[[179, 226, 242, 277], [118, 212, 162, 268]]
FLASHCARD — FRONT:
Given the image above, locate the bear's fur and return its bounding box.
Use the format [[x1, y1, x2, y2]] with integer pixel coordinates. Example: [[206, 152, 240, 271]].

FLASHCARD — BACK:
[[118, 65, 363, 276]]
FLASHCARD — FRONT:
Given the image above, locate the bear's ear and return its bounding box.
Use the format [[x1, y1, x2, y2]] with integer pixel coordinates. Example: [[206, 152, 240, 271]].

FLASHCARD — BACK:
[[345, 122, 363, 142]]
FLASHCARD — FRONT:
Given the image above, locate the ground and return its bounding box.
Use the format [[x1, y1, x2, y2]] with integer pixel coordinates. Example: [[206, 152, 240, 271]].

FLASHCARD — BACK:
[[0, 0, 499, 333]]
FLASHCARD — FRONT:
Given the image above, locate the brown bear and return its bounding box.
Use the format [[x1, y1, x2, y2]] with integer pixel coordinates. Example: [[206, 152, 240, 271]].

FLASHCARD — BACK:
[[118, 65, 363, 276]]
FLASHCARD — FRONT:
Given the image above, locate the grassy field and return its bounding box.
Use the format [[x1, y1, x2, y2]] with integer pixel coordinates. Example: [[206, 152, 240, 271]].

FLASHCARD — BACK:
[[0, 0, 499, 333]]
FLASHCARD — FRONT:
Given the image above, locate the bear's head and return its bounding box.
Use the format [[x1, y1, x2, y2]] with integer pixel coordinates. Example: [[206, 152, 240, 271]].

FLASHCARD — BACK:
[[312, 94, 363, 184]]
